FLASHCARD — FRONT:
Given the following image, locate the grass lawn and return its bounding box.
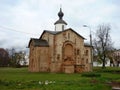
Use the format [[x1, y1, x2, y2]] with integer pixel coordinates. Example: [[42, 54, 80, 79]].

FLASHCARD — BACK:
[[0, 67, 120, 90]]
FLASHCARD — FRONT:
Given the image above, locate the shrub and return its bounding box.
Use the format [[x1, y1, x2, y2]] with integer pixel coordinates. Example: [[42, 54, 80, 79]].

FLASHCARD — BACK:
[[93, 67, 120, 74], [81, 72, 101, 77]]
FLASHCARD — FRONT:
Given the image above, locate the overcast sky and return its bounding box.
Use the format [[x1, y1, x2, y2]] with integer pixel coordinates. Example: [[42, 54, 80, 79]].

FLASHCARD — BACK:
[[0, 0, 120, 51]]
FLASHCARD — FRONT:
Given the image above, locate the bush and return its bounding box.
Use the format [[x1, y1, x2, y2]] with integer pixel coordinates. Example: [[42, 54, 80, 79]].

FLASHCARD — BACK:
[[81, 72, 101, 77], [93, 67, 120, 73]]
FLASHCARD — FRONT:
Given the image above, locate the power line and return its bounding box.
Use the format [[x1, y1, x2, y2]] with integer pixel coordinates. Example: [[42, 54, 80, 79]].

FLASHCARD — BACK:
[[0, 25, 40, 36]]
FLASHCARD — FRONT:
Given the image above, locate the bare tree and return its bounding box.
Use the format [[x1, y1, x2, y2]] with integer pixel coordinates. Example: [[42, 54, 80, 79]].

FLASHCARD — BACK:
[[93, 24, 113, 68]]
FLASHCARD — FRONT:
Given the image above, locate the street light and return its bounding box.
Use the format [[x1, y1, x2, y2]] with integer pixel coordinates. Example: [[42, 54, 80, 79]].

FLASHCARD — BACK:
[[83, 25, 92, 46], [83, 25, 93, 69]]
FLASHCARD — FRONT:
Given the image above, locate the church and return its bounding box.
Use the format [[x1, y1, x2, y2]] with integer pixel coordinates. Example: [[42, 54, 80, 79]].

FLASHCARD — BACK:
[[28, 8, 92, 73]]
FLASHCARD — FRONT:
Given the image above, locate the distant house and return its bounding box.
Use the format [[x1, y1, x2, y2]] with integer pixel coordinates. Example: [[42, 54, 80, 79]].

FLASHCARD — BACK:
[[0, 48, 9, 67], [112, 49, 120, 67], [19, 54, 29, 66], [93, 49, 120, 67], [28, 8, 92, 73]]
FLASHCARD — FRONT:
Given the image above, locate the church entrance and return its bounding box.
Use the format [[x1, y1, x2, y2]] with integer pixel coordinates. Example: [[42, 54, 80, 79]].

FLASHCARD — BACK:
[[63, 43, 75, 73]]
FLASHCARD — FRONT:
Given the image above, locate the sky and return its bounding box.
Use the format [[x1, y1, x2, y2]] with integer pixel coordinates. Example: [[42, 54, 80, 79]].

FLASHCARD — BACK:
[[0, 0, 120, 51]]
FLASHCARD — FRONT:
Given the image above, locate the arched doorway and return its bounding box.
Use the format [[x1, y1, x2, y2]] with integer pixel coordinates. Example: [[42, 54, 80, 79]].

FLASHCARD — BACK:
[[63, 43, 75, 73]]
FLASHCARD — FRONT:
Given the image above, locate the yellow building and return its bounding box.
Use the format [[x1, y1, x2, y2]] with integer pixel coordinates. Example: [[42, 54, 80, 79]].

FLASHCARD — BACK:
[[28, 8, 92, 73]]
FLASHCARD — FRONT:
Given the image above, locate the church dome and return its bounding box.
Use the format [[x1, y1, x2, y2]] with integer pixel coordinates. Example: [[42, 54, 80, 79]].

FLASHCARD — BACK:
[[54, 8, 67, 25], [58, 8, 64, 19]]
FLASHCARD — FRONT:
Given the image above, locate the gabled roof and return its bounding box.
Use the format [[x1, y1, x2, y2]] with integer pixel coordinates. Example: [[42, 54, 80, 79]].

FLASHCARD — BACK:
[[28, 38, 49, 47], [65, 28, 85, 39], [40, 28, 85, 39]]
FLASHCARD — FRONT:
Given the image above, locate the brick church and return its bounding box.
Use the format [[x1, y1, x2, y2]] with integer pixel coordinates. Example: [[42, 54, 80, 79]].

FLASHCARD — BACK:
[[28, 8, 92, 73]]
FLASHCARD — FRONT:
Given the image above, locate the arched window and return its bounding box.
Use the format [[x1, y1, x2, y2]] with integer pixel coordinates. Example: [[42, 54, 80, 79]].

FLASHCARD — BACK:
[[77, 49, 80, 55], [75, 38, 76, 44], [68, 33, 70, 39], [86, 59, 88, 63], [86, 50, 88, 56]]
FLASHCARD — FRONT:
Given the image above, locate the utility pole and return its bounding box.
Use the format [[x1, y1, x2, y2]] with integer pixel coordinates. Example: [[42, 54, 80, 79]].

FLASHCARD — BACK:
[[83, 25, 93, 69]]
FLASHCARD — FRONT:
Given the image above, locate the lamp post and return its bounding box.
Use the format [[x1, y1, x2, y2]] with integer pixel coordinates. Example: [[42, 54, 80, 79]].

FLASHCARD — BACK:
[[83, 25, 93, 69]]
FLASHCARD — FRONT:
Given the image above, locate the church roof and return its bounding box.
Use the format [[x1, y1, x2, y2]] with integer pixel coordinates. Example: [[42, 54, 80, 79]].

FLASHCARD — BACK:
[[66, 28, 85, 39], [40, 28, 85, 39], [84, 43, 93, 47], [28, 38, 49, 47], [54, 19, 67, 25]]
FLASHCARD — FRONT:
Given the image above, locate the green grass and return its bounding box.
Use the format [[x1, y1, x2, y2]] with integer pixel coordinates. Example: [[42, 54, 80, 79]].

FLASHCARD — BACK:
[[0, 67, 120, 90]]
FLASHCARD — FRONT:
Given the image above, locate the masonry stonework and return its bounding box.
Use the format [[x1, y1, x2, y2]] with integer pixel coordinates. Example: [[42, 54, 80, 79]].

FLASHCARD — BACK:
[[28, 8, 92, 73]]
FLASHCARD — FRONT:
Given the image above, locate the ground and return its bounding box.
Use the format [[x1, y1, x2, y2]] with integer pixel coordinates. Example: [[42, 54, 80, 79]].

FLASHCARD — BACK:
[[0, 67, 120, 90]]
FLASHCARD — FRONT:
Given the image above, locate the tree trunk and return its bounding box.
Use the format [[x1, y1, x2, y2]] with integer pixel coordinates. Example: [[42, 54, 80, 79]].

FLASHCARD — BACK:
[[102, 52, 106, 69], [102, 59, 106, 69], [117, 61, 119, 67], [110, 62, 112, 67]]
